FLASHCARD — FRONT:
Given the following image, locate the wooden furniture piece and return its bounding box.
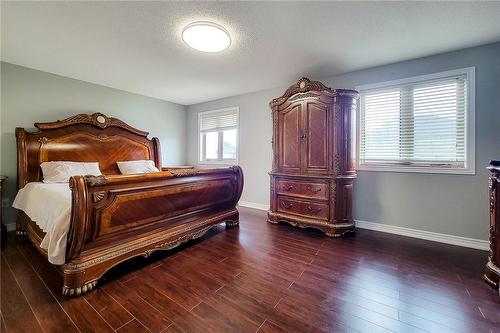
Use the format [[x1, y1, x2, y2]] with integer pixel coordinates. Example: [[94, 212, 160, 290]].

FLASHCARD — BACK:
[[268, 78, 358, 237], [16, 113, 243, 297], [485, 160, 500, 293], [0, 176, 6, 244]]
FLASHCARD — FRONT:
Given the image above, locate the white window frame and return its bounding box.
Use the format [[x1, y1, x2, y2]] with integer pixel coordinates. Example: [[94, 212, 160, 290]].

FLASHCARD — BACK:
[[198, 106, 239, 165], [355, 67, 475, 175]]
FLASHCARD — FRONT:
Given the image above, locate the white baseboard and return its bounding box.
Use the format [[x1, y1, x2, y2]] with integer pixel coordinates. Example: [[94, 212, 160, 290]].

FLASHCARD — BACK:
[[237, 200, 489, 251], [355, 219, 489, 251], [238, 201, 270, 211]]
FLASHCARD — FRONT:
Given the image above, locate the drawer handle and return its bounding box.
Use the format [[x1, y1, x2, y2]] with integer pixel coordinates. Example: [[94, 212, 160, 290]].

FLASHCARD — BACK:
[[282, 202, 293, 209], [306, 206, 322, 214], [284, 185, 295, 192], [307, 187, 322, 194]]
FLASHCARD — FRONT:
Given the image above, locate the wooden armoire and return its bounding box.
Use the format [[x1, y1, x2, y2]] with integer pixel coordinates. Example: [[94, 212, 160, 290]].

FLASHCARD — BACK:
[[267, 78, 358, 237]]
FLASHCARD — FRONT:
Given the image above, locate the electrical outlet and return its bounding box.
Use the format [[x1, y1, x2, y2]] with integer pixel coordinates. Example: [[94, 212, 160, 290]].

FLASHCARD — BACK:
[[2, 198, 10, 208]]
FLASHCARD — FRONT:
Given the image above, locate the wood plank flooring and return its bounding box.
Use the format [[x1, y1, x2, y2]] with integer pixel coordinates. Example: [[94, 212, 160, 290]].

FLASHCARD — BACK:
[[1, 207, 499, 333]]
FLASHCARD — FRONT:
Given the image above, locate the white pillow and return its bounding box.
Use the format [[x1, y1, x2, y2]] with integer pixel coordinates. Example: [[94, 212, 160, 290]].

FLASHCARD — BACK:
[[117, 160, 159, 174], [41, 161, 102, 183]]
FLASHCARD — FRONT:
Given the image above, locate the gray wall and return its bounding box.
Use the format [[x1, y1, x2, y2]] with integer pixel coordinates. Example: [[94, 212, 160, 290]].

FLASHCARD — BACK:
[[1, 62, 187, 226], [187, 42, 500, 241]]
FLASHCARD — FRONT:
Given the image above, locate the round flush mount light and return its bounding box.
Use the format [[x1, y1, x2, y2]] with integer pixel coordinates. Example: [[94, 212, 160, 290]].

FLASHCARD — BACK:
[[182, 21, 231, 53]]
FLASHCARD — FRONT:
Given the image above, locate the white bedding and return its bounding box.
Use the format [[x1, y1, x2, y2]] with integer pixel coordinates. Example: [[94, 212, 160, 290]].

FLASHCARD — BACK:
[[13, 182, 72, 265]]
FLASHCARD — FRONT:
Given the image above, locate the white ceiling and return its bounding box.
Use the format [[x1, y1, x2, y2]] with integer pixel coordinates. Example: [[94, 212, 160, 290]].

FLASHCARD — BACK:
[[2, 1, 500, 105]]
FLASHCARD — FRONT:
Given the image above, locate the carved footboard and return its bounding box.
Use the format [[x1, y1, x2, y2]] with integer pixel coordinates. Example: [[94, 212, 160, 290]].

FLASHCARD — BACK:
[[62, 166, 243, 296]]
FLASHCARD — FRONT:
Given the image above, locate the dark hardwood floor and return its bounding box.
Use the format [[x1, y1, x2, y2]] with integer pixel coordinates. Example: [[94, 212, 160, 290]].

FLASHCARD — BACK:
[[1, 207, 499, 333]]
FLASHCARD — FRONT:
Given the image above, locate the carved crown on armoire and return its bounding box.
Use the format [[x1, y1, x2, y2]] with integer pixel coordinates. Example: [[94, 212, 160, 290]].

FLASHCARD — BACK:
[[267, 77, 359, 237]]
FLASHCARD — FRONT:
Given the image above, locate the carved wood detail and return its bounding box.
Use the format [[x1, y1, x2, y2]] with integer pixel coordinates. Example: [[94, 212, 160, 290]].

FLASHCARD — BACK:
[[92, 191, 106, 203], [270, 77, 358, 109], [84, 175, 108, 187], [16, 113, 162, 185], [330, 182, 336, 204], [35, 113, 149, 137], [270, 78, 331, 108], [168, 169, 200, 177]]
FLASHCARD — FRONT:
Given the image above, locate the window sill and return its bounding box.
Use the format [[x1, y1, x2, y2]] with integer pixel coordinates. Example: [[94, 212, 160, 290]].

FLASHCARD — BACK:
[[357, 165, 475, 175]]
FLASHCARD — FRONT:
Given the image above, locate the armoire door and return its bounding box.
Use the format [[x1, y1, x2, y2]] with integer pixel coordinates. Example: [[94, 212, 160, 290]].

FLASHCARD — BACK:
[[302, 100, 329, 173], [278, 103, 302, 172]]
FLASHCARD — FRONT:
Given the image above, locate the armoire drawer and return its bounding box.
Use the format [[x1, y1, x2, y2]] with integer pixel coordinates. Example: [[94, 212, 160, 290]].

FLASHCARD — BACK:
[[277, 196, 329, 220], [276, 179, 328, 200]]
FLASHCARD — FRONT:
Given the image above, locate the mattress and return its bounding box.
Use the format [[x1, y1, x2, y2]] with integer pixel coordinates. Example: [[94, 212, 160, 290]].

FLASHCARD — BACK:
[[13, 182, 72, 265]]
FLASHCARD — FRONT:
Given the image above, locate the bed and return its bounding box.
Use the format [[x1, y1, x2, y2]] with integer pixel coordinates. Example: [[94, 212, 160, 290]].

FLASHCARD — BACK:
[[15, 113, 243, 297]]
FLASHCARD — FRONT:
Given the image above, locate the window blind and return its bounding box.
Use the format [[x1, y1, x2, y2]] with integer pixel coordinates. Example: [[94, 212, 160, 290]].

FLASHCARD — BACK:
[[359, 75, 467, 168], [200, 109, 238, 132]]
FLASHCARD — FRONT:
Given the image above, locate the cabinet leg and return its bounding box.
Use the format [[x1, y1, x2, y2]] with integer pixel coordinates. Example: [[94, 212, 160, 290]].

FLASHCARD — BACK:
[[325, 226, 355, 238], [267, 212, 278, 224], [325, 229, 342, 238], [484, 260, 500, 290]]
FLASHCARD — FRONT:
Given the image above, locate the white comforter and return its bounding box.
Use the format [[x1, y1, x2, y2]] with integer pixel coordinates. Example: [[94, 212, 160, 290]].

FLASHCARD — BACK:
[[13, 182, 72, 265]]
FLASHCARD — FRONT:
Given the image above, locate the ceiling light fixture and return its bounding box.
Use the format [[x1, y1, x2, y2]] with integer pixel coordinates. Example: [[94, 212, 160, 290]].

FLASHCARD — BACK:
[[182, 21, 231, 53]]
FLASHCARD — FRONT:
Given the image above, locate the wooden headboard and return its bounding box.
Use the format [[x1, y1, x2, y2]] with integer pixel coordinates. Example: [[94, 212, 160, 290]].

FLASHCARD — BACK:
[[16, 113, 161, 189]]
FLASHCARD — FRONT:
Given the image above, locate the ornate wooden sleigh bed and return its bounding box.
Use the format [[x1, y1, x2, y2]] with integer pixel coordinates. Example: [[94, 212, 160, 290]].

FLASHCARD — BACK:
[[15, 113, 243, 297]]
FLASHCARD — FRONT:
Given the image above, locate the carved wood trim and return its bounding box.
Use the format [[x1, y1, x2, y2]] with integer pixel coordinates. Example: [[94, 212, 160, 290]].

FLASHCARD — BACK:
[[330, 182, 336, 204], [84, 175, 108, 187], [267, 211, 354, 237], [271, 111, 278, 171], [490, 176, 497, 213], [288, 92, 320, 101], [35, 113, 149, 137], [334, 154, 341, 175], [63, 281, 97, 297], [63, 209, 238, 270], [143, 225, 216, 257], [270, 78, 331, 108], [15, 128, 28, 189], [269, 77, 359, 108], [169, 169, 200, 177], [92, 191, 106, 203], [16, 113, 162, 184]]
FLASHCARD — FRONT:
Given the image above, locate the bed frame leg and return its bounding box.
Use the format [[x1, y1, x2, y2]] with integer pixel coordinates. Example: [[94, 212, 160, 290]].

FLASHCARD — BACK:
[[62, 269, 99, 297], [15, 213, 27, 240], [225, 220, 239, 228], [15, 229, 27, 239], [62, 280, 98, 297]]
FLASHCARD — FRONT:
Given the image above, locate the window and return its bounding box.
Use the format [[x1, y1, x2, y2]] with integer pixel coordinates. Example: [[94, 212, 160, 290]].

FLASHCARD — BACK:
[[356, 67, 475, 174], [198, 107, 239, 164]]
